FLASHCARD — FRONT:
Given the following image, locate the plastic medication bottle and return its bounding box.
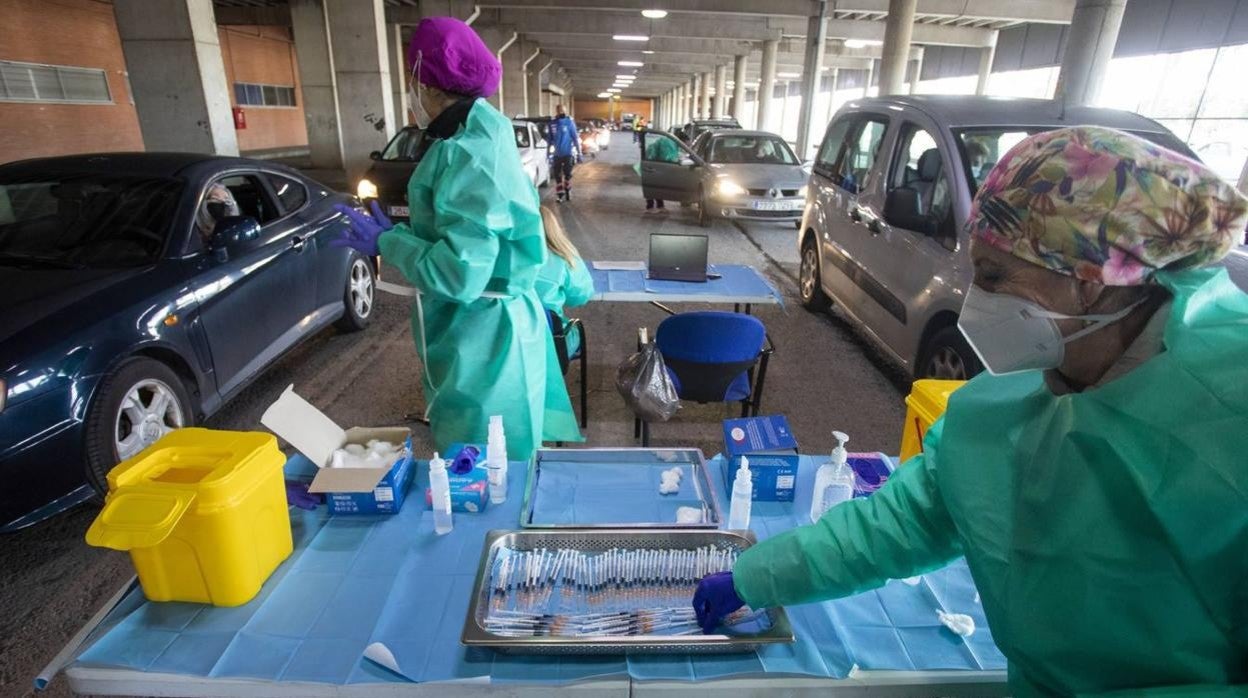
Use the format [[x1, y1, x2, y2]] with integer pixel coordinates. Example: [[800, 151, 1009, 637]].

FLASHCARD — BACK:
[[810, 431, 854, 522], [486, 415, 508, 504], [429, 452, 453, 535], [727, 455, 753, 530]]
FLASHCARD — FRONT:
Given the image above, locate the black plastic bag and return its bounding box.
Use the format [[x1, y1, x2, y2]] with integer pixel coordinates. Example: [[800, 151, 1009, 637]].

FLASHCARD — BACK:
[[616, 341, 681, 422]]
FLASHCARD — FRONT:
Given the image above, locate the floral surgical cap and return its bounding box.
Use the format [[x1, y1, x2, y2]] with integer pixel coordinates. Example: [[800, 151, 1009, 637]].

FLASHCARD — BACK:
[[969, 126, 1247, 286]]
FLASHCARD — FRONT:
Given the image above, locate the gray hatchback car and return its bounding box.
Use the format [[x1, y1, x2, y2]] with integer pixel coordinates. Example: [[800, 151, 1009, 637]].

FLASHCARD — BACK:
[[797, 95, 1198, 380]]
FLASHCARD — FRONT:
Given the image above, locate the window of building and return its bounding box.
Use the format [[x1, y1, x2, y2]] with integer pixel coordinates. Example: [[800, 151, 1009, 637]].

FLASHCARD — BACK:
[[234, 82, 297, 108], [0, 60, 112, 103]]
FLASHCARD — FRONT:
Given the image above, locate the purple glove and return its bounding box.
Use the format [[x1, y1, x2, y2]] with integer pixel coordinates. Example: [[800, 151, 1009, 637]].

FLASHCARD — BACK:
[[332, 200, 392, 256], [285, 479, 323, 510], [693, 571, 745, 634]]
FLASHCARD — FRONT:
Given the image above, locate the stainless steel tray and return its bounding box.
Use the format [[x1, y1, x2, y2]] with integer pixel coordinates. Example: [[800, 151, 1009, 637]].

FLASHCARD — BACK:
[[461, 528, 794, 654], [519, 448, 723, 528]]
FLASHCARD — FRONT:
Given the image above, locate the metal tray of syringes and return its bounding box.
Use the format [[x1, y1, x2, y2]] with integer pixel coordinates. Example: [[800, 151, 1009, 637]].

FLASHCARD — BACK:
[[519, 448, 723, 528], [461, 529, 794, 654]]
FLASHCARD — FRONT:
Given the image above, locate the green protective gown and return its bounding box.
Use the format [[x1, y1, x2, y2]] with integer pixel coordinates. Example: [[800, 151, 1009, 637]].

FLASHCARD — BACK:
[[534, 253, 594, 359], [734, 268, 1248, 697], [378, 99, 582, 460]]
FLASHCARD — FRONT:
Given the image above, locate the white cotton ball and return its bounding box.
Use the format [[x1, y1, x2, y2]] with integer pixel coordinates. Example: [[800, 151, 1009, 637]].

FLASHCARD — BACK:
[[659, 477, 680, 495], [344, 443, 366, 455], [676, 506, 704, 523], [937, 610, 976, 637], [667, 466, 684, 481]]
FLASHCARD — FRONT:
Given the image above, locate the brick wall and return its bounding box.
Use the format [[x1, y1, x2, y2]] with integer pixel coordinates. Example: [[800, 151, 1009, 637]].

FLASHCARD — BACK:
[[0, 0, 144, 164], [573, 98, 652, 122], [218, 25, 309, 153]]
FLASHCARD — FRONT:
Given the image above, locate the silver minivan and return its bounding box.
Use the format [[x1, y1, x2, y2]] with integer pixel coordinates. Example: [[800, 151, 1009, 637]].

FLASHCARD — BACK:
[[797, 95, 1196, 379]]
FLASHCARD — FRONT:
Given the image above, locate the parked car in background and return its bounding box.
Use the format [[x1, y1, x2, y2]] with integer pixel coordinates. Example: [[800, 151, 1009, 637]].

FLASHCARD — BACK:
[[579, 124, 600, 158], [358, 125, 424, 221], [0, 153, 375, 531], [638, 129, 808, 228], [797, 95, 1205, 381], [675, 117, 742, 144], [513, 119, 551, 188], [586, 118, 611, 150]]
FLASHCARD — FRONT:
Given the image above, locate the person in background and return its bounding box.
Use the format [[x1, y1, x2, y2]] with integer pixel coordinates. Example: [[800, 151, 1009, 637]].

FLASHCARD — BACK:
[[642, 133, 679, 213], [965, 139, 990, 186], [549, 104, 581, 203], [196, 183, 240, 242], [693, 126, 1248, 696], [534, 205, 593, 385], [632, 116, 645, 144], [334, 17, 581, 460]]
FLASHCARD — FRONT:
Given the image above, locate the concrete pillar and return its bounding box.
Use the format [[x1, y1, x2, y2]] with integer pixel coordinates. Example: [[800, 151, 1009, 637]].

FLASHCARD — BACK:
[[909, 55, 923, 94], [476, 24, 518, 110], [699, 70, 712, 118], [113, 0, 238, 155], [290, 0, 343, 168], [690, 74, 701, 119], [713, 64, 728, 117], [825, 67, 839, 126], [500, 36, 530, 117], [796, 0, 828, 158], [1055, 0, 1127, 105], [757, 38, 778, 130], [976, 36, 997, 95], [864, 59, 875, 96], [1238, 155, 1248, 196], [878, 0, 917, 96], [524, 50, 541, 116], [389, 24, 409, 129], [731, 54, 747, 121], [326, 0, 394, 183], [538, 59, 553, 116]]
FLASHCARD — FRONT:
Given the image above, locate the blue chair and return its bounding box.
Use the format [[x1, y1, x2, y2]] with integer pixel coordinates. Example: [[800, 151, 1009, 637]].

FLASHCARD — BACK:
[[548, 309, 588, 429], [634, 311, 773, 446]]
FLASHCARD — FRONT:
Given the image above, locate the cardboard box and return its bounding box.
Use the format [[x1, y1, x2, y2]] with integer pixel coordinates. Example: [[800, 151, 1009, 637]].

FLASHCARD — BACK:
[[424, 443, 490, 513], [261, 385, 415, 515], [722, 415, 799, 502]]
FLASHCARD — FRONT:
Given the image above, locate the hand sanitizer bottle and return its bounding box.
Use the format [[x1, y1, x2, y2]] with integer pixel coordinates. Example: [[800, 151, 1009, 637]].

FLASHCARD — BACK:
[[727, 455, 753, 530], [486, 415, 508, 504], [429, 452, 453, 535], [810, 431, 854, 522]]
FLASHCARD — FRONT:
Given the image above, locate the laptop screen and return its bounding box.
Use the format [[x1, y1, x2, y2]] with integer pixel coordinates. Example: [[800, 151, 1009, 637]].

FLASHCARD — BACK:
[[649, 234, 708, 278]]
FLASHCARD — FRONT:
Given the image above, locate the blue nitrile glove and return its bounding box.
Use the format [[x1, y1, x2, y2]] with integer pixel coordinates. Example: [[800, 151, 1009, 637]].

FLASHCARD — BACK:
[[285, 479, 323, 510], [332, 200, 392, 256], [693, 571, 745, 634]]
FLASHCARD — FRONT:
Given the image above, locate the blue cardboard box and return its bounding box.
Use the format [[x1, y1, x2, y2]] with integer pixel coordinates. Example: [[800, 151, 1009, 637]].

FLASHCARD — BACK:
[[325, 439, 416, 515], [723, 415, 800, 502], [424, 443, 490, 513]]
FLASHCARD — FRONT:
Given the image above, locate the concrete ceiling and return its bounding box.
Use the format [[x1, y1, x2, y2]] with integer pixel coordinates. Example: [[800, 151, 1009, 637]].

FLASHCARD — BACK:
[[212, 0, 1074, 99]]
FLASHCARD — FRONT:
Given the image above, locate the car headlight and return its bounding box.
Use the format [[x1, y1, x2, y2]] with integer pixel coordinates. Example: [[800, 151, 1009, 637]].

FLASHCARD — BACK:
[[356, 178, 379, 200], [716, 180, 747, 198], [798, 184, 809, 198]]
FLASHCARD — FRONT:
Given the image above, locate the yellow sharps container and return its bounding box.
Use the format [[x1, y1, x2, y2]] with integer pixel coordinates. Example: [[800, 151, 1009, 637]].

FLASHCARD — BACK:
[[898, 379, 965, 463], [86, 428, 293, 606]]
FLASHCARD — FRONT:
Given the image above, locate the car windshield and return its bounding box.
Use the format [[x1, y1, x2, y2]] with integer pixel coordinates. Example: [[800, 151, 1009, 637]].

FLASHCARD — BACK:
[[955, 126, 1198, 194], [380, 128, 425, 161], [0, 173, 183, 268], [707, 135, 798, 165]]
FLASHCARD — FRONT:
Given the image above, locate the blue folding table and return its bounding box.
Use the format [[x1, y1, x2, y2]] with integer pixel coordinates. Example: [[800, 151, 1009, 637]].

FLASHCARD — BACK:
[[589, 263, 783, 314]]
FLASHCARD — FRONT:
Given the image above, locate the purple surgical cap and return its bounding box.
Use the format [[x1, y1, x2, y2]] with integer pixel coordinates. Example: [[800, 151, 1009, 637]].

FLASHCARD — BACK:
[[406, 17, 502, 98]]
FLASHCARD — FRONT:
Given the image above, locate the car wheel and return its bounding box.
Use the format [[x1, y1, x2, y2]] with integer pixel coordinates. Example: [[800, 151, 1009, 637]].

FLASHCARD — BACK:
[[799, 237, 830, 311], [698, 189, 711, 228], [917, 326, 983, 380], [335, 255, 375, 332], [84, 358, 194, 495]]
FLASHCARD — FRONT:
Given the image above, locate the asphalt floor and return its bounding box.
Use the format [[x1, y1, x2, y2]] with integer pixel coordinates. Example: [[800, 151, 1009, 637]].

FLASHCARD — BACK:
[[0, 131, 914, 697]]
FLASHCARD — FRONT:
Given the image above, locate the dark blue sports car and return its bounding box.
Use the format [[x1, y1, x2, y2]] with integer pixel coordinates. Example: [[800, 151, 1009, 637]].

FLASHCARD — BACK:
[[0, 153, 375, 530]]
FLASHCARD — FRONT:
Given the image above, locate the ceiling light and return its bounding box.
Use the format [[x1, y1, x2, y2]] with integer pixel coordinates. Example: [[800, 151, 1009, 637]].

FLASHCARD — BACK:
[[597, 92, 612, 98], [641, 9, 668, 18], [844, 39, 883, 49], [607, 88, 622, 93], [613, 34, 649, 42], [642, 50, 655, 54], [616, 74, 636, 79], [777, 71, 801, 78], [618, 60, 644, 67]]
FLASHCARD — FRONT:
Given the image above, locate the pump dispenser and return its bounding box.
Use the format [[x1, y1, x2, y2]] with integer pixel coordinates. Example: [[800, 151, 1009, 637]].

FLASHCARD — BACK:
[[810, 431, 854, 522], [429, 452, 453, 534], [727, 455, 753, 530], [486, 415, 508, 504]]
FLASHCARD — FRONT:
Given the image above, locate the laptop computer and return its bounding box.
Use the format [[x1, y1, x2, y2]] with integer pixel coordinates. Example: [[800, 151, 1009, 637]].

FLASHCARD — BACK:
[[648, 233, 709, 282]]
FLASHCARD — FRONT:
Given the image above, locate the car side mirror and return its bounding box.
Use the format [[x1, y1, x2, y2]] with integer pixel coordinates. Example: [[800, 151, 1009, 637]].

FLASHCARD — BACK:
[[539, 139, 548, 148], [369, 151, 381, 160], [210, 216, 261, 261], [679, 157, 697, 168], [883, 188, 936, 236]]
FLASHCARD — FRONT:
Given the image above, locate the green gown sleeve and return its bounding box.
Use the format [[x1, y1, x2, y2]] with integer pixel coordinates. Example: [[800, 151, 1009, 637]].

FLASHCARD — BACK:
[[564, 257, 595, 308], [378, 141, 501, 304], [733, 420, 963, 608]]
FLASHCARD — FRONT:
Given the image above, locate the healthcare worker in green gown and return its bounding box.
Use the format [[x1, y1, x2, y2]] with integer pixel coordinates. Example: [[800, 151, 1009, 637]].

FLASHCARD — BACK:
[[335, 17, 581, 460], [693, 127, 1248, 696]]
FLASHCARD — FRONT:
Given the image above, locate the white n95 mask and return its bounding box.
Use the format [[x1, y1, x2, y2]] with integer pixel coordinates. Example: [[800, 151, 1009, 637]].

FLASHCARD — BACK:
[[957, 285, 1144, 375]]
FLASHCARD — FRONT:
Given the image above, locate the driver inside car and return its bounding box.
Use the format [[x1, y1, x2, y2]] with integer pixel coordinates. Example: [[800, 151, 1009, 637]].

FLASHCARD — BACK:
[[196, 183, 241, 242]]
